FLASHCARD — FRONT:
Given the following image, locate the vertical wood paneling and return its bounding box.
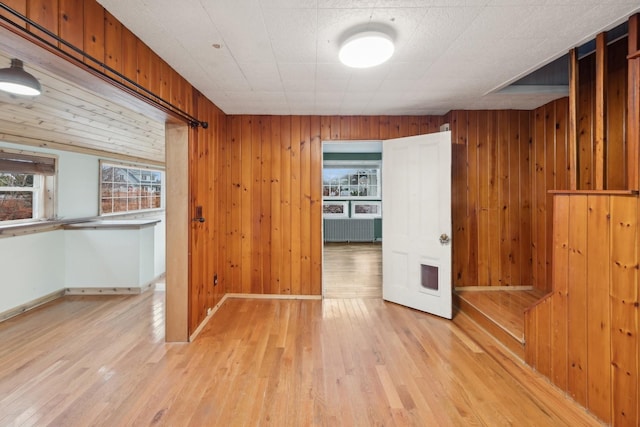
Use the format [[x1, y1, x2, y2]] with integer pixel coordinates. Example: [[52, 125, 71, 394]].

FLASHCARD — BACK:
[[594, 33, 607, 190], [477, 112, 490, 286], [555, 97, 569, 190], [310, 116, 322, 295], [488, 112, 501, 285], [628, 15, 640, 191], [519, 111, 532, 286], [506, 111, 520, 286], [240, 116, 252, 294], [103, 11, 122, 81], [250, 116, 262, 294], [289, 116, 302, 295], [606, 38, 627, 190], [58, 0, 83, 60], [527, 193, 639, 427], [120, 26, 137, 91], [535, 298, 552, 377], [451, 111, 468, 284], [497, 111, 511, 285], [300, 117, 312, 295], [82, 0, 104, 68], [0, 0, 26, 29], [578, 53, 595, 189], [280, 116, 292, 294], [533, 107, 547, 289], [550, 196, 569, 390], [260, 117, 272, 294], [136, 39, 151, 95], [270, 116, 282, 294], [465, 111, 480, 286], [230, 116, 242, 293], [586, 195, 611, 423], [27, 0, 59, 46], [567, 195, 588, 406], [610, 196, 638, 426]]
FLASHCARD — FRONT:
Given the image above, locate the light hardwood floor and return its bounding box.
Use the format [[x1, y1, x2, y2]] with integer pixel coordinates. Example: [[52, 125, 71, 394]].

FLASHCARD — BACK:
[[323, 242, 382, 298], [0, 291, 603, 426]]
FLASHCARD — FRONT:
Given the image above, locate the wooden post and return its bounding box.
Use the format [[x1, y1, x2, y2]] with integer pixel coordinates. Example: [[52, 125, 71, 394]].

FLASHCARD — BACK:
[[628, 14, 640, 191], [569, 48, 579, 190], [594, 32, 607, 190], [165, 122, 190, 342]]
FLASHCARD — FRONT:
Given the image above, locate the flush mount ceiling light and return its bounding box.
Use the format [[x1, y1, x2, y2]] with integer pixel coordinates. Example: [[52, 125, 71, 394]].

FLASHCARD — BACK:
[[339, 31, 394, 68], [0, 59, 42, 96]]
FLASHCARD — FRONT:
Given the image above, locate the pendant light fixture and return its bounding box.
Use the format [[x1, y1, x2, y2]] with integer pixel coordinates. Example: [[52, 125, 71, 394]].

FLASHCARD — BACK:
[[0, 59, 42, 96], [339, 31, 394, 68]]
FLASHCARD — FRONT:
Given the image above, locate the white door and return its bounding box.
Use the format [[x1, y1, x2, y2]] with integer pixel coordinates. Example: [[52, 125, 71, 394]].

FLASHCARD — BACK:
[[382, 131, 452, 319]]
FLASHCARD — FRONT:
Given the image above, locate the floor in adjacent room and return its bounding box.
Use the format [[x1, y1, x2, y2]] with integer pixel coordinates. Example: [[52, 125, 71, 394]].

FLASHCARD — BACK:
[[323, 242, 382, 298]]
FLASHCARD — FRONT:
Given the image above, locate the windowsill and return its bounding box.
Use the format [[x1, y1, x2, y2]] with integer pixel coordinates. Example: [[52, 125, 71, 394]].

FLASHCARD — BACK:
[[63, 219, 160, 230], [0, 210, 165, 237]]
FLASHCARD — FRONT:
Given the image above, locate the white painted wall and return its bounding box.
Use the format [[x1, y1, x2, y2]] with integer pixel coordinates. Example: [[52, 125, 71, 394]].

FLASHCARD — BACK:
[[0, 230, 65, 313], [0, 141, 166, 315]]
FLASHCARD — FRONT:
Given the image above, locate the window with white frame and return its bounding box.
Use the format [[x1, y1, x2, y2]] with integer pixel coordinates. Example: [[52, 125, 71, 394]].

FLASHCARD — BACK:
[[100, 161, 164, 215], [322, 161, 381, 199], [0, 150, 56, 223]]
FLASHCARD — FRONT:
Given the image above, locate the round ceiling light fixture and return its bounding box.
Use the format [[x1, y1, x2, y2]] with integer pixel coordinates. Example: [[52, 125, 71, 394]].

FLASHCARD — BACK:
[[339, 31, 394, 68], [0, 59, 41, 96]]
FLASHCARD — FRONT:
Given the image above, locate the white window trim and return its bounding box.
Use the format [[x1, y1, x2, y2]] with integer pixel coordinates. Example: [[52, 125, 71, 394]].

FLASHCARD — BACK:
[[0, 149, 57, 225]]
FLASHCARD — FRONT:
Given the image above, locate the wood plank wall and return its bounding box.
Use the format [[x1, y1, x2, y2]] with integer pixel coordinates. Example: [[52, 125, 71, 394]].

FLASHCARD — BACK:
[[189, 91, 227, 333], [576, 38, 628, 191], [530, 98, 571, 292], [449, 110, 534, 289], [525, 193, 639, 426], [215, 115, 443, 297]]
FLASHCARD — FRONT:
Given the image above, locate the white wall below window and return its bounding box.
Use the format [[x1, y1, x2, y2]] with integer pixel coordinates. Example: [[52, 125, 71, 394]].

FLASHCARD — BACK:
[[0, 231, 66, 314], [0, 141, 166, 316]]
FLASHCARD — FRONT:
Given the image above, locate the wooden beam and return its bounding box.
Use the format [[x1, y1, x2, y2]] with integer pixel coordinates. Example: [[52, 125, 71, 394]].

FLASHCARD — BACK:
[[165, 122, 189, 342], [628, 14, 640, 191], [594, 33, 606, 190], [569, 48, 579, 190]]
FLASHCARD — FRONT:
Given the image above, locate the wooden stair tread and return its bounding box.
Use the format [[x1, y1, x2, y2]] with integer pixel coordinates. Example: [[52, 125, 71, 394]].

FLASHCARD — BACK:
[[454, 289, 547, 359]]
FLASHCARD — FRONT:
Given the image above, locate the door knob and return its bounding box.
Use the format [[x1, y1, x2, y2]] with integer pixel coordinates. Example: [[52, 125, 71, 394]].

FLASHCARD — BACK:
[[439, 233, 450, 244]]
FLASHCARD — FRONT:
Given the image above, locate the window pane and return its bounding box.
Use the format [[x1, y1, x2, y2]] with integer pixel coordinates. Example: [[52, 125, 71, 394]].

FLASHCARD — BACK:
[[101, 165, 114, 182], [0, 173, 34, 187], [100, 162, 163, 214], [0, 191, 33, 220], [101, 198, 113, 214]]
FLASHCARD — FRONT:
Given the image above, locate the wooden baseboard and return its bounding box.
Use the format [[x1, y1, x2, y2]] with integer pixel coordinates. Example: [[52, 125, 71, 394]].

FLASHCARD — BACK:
[[189, 294, 230, 342], [225, 293, 322, 300], [454, 285, 534, 292], [65, 282, 156, 295], [0, 289, 66, 322]]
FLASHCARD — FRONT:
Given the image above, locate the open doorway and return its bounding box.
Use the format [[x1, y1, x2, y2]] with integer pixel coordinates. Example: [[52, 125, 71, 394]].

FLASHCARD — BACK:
[[321, 141, 383, 298]]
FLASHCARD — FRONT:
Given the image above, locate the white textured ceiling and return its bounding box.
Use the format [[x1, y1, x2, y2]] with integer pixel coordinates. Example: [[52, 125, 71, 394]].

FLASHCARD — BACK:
[[96, 0, 640, 115]]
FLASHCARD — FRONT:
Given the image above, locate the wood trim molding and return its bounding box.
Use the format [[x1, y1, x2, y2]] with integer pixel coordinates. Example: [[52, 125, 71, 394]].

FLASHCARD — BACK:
[[568, 48, 579, 190], [628, 13, 640, 190], [165, 122, 189, 342], [594, 32, 607, 190], [0, 289, 66, 322], [65, 283, 155, 295]]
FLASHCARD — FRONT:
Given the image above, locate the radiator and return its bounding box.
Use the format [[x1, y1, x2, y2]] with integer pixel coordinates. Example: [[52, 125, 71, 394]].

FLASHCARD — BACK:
[[323, 218, 375, 242]]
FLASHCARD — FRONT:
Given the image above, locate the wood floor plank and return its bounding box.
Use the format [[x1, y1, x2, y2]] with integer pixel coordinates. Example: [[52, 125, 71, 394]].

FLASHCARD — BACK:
[[0, 291, 603, 426]]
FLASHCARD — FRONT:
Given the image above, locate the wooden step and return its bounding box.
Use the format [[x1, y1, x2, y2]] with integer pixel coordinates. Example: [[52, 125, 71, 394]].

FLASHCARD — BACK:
[[453, 288, 548, 360]]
